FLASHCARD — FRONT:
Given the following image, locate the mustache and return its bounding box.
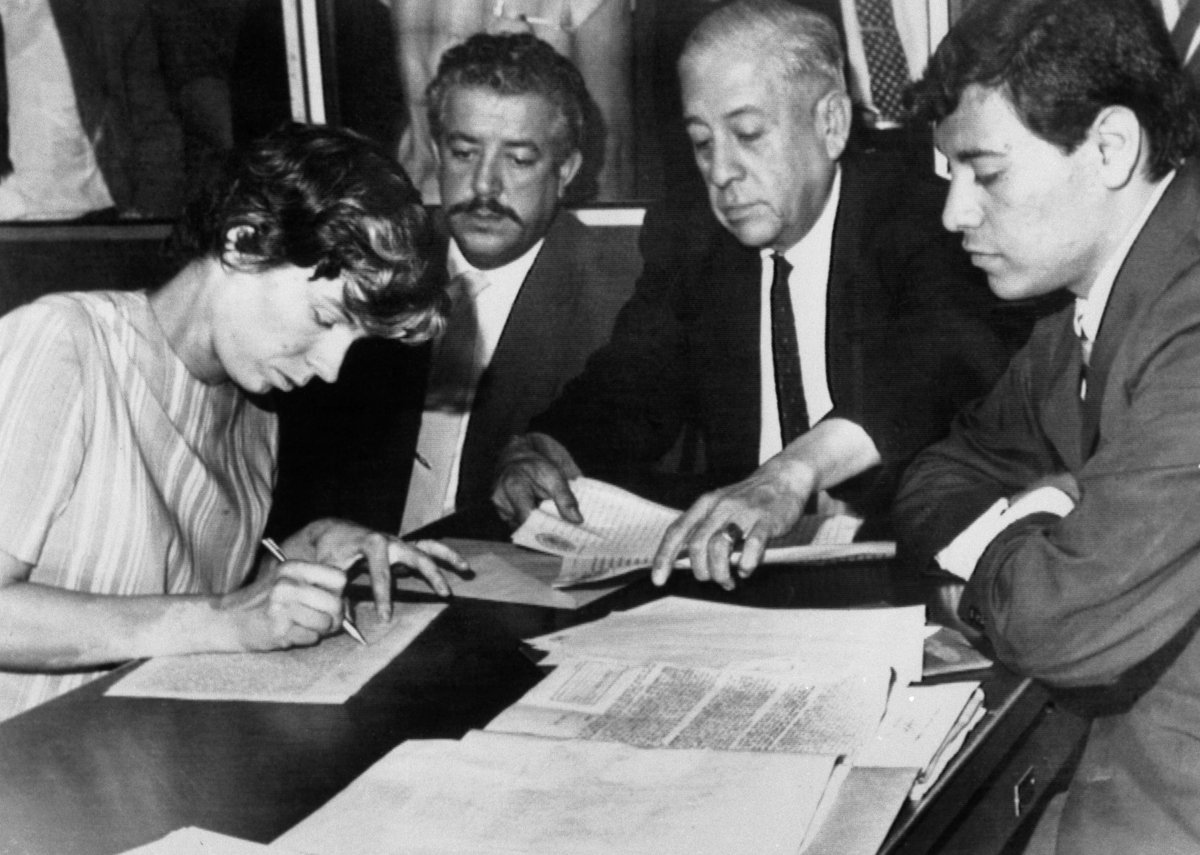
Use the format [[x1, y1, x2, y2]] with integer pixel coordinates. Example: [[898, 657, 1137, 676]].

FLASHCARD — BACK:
[[447, 196, 523, 225]]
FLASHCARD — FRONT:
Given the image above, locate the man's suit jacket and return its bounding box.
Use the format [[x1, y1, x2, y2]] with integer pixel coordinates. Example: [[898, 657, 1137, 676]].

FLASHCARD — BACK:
[[267, 211, 635, 536], [894, 158, 1200, 855], [533, 152, 1030, 520]]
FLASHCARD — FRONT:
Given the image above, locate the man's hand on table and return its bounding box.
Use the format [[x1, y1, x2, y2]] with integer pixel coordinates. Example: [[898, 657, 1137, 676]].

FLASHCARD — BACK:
[[651, 418, 881, 591], [650, 453, 817, 591], [492, 432, 585, 526]]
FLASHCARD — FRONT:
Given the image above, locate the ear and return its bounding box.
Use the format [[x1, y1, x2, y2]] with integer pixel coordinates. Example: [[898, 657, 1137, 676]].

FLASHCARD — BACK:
[[1091, 105, 1144, 190], [556, 149, 583, 198], [222, 224, 256, 262], [814, 89, 852, 161]]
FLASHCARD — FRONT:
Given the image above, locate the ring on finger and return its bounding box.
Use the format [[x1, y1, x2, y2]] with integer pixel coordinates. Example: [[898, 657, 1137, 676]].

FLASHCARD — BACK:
[[717, 522, 744, 548]]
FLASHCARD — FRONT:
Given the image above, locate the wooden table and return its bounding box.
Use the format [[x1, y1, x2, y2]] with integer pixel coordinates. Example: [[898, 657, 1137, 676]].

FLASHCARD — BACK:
[[0, 509, 1088, 855]]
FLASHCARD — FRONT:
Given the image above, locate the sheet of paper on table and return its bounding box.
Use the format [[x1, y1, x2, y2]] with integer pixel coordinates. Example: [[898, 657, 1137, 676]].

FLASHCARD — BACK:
[[794, 681, 985, 854], [105, 602, 445, 703], [276, 730, 836, 855], [511, 477, 895, 587], [526, 597, 927, 686], [118, 827, 299, 854], [486, 655, 891, 758], [381, 538, 628, 609], [800, 766, 920, 855]]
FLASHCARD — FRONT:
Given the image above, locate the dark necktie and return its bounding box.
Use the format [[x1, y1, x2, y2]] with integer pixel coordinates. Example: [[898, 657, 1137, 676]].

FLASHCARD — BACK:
[[770, 253, 809, 445], [855, 0, 910, 124]]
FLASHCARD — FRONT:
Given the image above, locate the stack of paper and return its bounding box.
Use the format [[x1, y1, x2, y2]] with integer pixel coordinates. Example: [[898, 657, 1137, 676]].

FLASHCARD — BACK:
[[278, 730, 835, 855], [512, 477, 895, 586], [526, 597, 927, 685], [253, 596, 984, 855]]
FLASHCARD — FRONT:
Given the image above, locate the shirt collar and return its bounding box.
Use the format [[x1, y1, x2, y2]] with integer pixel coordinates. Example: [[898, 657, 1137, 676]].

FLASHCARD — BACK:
[[447, 237, 546, 299], [761, 167, 842, 268], [1075, 171, 1175, 344]]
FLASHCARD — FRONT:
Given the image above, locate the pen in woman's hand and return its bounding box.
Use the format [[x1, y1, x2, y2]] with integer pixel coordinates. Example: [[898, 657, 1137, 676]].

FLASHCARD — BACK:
[[261, 538, 368, 646]]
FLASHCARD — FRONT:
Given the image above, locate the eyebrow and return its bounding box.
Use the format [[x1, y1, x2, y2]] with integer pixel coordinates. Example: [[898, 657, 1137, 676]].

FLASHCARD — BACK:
[[445, 131, 542, 152], [946, 145, 1008, 163], [684, 105, 764, 128]]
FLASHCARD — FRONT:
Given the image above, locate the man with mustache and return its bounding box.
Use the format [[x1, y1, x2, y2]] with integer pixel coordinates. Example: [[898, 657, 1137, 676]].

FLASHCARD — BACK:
[[492, 0, 1027, 587], [269, 32, 633, 537]]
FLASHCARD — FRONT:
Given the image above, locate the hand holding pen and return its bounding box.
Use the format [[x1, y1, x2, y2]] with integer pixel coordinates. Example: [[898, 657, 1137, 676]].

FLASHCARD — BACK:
[[263, 519, 472, 632], [262, 538, 367, 645]]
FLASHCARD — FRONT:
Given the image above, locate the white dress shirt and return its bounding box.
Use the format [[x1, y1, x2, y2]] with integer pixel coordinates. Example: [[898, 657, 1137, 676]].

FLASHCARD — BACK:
[[399, 238, 543, 534], [758, 168, 840, 465]]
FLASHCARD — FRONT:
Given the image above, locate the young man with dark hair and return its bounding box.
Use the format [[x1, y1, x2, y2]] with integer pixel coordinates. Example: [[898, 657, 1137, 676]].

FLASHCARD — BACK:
[[893, 1, 1200, 851]]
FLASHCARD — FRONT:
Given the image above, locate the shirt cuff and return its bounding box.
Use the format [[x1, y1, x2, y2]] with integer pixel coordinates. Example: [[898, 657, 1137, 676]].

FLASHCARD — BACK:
[[935, 487, 1076, 581]]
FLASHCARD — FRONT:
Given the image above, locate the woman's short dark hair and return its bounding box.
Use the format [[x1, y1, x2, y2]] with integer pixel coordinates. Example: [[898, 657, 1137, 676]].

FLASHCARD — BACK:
[[912, 0, 1200, 180], [172, 122, 447, 340]]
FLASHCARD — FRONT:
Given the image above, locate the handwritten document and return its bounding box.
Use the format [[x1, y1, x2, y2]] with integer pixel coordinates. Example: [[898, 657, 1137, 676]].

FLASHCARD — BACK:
[[511, 477, 894, 586], [106, 602, 444, 704], [486, 656, 891, 759], [276, 730, 836, 855], [383, 539, 628, 609]]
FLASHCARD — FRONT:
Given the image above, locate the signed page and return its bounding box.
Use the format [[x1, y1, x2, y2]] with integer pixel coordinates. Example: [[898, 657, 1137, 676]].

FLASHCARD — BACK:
[[106, 603, 445, 703], [277, 730, 835, 855]]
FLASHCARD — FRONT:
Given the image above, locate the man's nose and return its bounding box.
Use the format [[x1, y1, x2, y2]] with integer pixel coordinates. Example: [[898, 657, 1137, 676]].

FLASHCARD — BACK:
[[472, 152, 502, 198], [706, 138, 744, 188], [942, 176, 983, 233]]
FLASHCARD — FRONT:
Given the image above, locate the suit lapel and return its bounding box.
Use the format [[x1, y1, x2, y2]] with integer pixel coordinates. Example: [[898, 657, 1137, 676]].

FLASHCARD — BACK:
[[1082, 160, 1200, 456], [457, 214, 579, 502], [825, 167, 874, 405], [698, 233, 763, 477]]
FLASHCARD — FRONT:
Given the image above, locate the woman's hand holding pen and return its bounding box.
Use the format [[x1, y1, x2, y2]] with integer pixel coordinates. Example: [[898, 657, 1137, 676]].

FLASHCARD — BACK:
[[218, 546, 353, 651], [277, 518, 469, 619], [217, 519, 468, 653]]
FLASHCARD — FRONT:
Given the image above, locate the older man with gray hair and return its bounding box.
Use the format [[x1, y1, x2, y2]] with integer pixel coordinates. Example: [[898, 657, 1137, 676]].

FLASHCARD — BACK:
[[494, 0, 1025, 587]]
